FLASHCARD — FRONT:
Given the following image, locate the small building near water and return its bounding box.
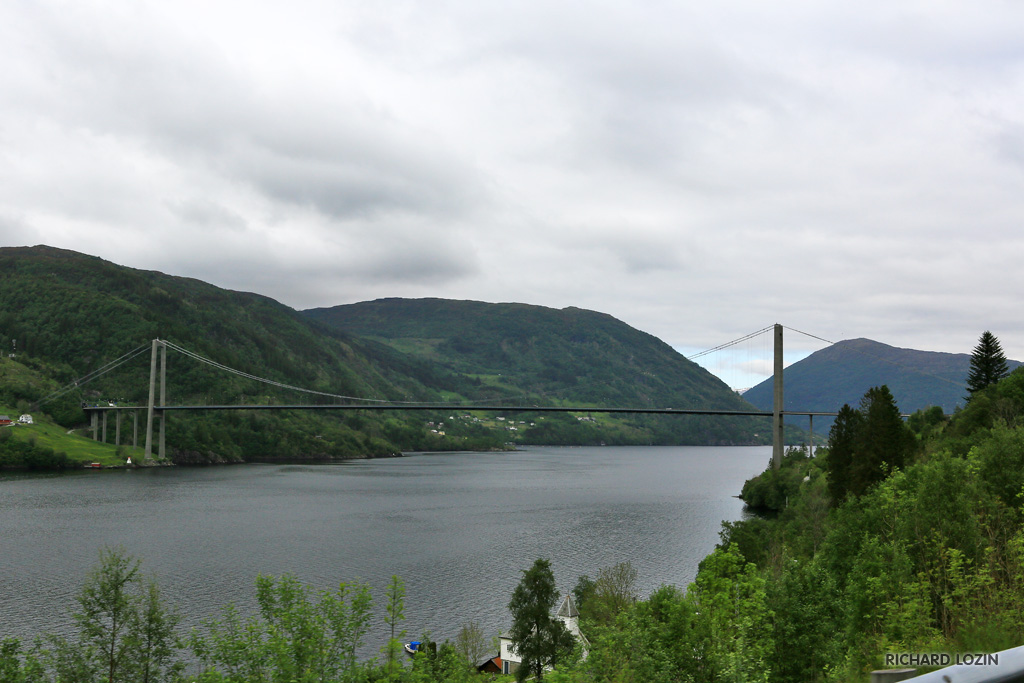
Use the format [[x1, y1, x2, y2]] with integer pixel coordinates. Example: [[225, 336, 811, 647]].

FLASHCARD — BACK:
[[0, 415, 12, 426], [497, 593, 589, 676], [476, 655, 503, 674]]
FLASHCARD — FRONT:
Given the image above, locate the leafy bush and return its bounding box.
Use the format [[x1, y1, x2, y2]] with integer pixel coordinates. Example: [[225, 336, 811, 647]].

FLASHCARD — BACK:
[[0, 429, 72, 469], [739, 447, 812, 513]]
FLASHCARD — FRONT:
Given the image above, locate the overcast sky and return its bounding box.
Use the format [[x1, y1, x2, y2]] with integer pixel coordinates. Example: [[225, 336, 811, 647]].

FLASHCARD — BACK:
[[2, 1, 1022, 388]]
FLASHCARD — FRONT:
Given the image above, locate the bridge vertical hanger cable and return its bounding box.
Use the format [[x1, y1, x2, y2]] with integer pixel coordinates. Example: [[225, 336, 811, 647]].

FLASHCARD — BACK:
[[160, 340, 397, 404], [686, 326, 774, 362], [160, 340, 484, 406], [33, 343, 151, 408]]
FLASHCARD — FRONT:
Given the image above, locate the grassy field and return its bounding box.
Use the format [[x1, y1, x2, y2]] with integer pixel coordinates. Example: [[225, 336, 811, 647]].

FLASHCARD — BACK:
[[1, 405, 145, 467]]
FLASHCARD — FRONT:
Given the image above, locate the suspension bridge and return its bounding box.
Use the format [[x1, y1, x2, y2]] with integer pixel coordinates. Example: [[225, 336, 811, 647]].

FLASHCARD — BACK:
[[42, 324, 841, 470]]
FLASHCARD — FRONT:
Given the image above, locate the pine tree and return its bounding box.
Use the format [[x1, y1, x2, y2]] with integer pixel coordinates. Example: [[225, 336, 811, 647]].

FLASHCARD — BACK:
[[825, 387, 915, 502], [966, 331, 1009, 399], [507, 558, 574, 682], [825, 404, 862, 505], [850, 385, 912, 497]]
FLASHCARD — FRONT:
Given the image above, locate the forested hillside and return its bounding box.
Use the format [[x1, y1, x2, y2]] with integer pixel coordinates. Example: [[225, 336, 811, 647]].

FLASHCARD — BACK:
[[305, 298, 770, 445], [0, 247, 768, 464], [0, 246, 507, 462]]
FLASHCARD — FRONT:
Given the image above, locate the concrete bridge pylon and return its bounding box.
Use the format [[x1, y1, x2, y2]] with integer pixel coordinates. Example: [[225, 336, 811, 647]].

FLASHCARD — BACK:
[[773, 323, 784, 471], [144, 339, 167, 461]]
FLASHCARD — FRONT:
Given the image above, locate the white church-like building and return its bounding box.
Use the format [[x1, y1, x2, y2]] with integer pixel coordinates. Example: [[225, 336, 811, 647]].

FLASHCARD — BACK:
[[496, 593, 589, 676]]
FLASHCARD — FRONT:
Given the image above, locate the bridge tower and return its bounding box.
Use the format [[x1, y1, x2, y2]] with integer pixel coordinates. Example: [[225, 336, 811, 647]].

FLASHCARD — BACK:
[[773, 323, 784, 471], [144, 339, 167, 461]]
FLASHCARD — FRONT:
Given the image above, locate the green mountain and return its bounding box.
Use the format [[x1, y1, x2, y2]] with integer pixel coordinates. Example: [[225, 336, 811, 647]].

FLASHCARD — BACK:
[[742, 337, 1021, 429], [303, 298, 770, 445], [0, 246, 507, 463], [0, 247, 769, 464]]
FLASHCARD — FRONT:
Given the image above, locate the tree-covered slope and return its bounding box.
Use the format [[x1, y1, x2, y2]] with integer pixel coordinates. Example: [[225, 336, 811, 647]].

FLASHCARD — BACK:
[[0, 247, 770, 458], [304, 298, 770, 445], [743, 337, 1022, 429], [0, 246, 504, 461], [0, 246, 453, 400]]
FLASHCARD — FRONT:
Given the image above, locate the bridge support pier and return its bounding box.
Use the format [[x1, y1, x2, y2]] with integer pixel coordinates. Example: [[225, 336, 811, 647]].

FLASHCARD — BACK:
[[102, 411, 108, 444], [808, 414, 814, 458], [115, 410, 121, 446], [91, 411, 99, 441], [772, 323, 784, 471]]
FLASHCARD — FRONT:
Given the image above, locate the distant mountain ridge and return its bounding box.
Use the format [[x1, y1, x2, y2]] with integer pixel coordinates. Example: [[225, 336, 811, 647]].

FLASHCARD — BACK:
[[0, 246, 771, 457], [743, 337, 1022, 427], [8, 246, 1002, 452], [0, 246, 501, 461], [304, 297, 741, 409], [303, 298, 770, 445]]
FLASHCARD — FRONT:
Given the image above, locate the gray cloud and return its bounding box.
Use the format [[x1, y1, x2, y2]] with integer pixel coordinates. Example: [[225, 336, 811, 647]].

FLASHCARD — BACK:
[[2, 0, 1024, 375], [0, 213, 38, 246]]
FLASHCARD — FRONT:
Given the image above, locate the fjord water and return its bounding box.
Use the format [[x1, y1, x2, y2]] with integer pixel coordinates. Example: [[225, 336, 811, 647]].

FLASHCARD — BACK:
[[0, 445, 768, 649]]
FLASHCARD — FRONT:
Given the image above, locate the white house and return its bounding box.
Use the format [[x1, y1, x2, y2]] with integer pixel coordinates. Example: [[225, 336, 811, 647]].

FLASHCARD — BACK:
[[18, 414, 33, 425], [498, 635, 519, 676], [498, 593, 589, 676]]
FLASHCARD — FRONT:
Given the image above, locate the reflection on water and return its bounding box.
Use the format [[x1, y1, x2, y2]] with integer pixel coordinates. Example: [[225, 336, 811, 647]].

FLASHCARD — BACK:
[[0, 445, 768, 649]]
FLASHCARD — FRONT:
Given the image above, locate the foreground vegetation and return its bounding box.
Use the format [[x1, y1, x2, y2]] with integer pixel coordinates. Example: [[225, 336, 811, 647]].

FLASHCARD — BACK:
[[0, 547, 506, 683], [541, 369, 1024, 681], [8, 368, 1024, 682]]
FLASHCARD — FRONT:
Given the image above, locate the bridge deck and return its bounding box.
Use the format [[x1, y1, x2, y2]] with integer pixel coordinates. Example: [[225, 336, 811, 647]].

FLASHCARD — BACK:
[[84, 404, 842, 417]]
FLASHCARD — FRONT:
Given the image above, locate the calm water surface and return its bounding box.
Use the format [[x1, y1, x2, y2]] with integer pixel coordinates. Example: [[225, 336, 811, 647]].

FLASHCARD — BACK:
[[0, 445, 768, 650]]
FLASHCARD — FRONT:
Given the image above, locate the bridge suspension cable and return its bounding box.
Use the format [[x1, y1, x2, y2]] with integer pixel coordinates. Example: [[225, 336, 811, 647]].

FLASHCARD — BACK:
[[34, 343, 151, 407], [159, 340, 405, 404], [782, 326, 835, 346], [686, 325, 775, 361], [162, 340, 506, 406], [162, 340, 640, 408]]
